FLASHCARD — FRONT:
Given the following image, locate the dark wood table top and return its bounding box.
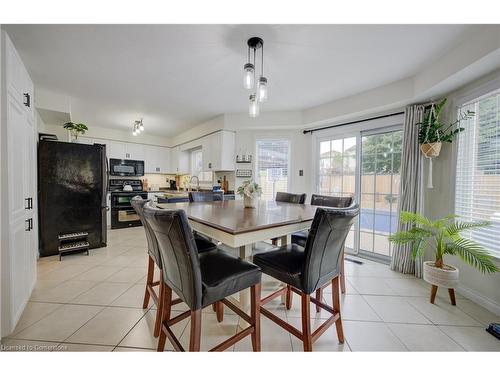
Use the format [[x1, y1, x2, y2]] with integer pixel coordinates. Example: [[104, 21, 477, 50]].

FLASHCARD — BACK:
[[156, 200, 319, 235]]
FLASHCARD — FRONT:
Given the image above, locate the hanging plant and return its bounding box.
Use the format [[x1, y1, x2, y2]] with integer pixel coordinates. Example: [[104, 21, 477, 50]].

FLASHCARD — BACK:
[[417, 99, 474, 188], [418, 98, 474, 156], [63, 122, 88, 141]]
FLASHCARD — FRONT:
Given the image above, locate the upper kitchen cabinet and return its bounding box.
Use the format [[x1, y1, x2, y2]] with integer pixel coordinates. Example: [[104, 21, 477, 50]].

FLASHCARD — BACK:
[[170, 146, 189, 174], [144, 145, 170, 173], [203, 131, 235, 171], [108, 140, 145, 160]]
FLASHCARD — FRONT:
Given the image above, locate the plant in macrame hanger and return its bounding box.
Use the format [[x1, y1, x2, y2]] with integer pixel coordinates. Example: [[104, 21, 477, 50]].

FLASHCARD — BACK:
[[417, 98, 475, 188]]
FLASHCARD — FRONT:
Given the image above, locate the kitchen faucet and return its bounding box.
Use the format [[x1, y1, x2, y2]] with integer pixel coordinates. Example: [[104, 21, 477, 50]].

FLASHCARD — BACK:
[[189, 175, 200, 191]]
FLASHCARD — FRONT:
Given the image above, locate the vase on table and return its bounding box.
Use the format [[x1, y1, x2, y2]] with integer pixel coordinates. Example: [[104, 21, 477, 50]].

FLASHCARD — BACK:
[[244, 195, 257, 208]]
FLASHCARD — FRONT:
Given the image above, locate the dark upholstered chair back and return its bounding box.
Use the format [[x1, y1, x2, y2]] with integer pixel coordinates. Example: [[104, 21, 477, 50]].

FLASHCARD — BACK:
[[310, 194, 353, 208], [275, 192, 307, 204], [188, 191, 224, 202], [143, 203, 203, 310], [131, 196, 162, 267], [301, 205, 359, 293]]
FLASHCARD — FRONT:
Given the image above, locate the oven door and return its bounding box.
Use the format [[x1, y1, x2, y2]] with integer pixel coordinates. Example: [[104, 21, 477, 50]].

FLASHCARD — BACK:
[[111, 192, 147, 208], [109, 159, 144, 176], [111, 208, 142, 229]]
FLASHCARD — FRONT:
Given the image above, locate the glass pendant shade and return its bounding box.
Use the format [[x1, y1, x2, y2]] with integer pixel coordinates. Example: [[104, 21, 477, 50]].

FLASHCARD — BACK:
[[249, 94, 259, 117], [257, 76, 268, 102], [139, 123, 144, 131], [243, 63, 255, 89], [132, 128, 137, 136]]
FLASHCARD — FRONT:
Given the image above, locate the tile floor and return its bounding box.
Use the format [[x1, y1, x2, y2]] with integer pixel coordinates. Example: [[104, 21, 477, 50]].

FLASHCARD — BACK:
[[1, 226, 499, 352]]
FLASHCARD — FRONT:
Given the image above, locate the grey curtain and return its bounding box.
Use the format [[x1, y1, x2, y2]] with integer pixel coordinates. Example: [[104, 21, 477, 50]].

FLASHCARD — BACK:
[[390, 105, 425, 277]]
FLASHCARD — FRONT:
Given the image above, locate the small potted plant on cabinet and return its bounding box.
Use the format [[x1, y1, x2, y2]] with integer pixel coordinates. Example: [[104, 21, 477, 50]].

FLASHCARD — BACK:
[[63, 122, 88, 142], [237, 180, 262, 208], [389, 211, 498, 305]]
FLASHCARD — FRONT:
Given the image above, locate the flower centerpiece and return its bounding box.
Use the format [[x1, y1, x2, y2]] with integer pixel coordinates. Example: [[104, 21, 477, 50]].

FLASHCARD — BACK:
[[237, 180, 262, 208]]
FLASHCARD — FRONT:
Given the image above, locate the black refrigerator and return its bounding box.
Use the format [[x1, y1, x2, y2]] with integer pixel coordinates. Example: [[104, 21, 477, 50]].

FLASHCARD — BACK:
[[38, 140, 108, 257]]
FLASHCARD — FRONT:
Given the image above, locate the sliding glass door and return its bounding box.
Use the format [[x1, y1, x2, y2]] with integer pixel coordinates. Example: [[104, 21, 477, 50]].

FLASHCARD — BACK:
[[315, 125, 402, 261], [318, 136, 358, 252], [359, 129, 402, 259]]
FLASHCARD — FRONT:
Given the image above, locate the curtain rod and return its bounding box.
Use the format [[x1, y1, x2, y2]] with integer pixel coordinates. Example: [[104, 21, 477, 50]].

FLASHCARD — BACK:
[[302, 111, 405, 135]]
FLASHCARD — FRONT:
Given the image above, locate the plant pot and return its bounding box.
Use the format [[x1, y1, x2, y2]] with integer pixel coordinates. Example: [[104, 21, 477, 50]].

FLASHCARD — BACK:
[[243, 196, 257, 208], [423, 261, 459, 289], [420, 142, 442, 158]]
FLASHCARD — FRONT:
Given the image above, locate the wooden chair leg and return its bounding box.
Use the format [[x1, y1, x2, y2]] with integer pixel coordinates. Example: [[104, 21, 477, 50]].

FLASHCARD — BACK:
[[448, 288, 456, 305], [315, 288, 322, 313], [157, 284, 172, 352], [430, 284, 438, 304], [301, 293, 312, 351], [153, 271, 164, 337], [189, 309, 202, 352], [251, 283, 261, 352], [286, 285, 293, 310], [332, 277, 344, 343], [215, 301, 224, 322], [340, 249, 346, 294], [143, 255, 154, 309]]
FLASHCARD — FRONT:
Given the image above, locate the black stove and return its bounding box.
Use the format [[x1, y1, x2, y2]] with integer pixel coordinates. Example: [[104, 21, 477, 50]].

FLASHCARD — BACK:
[[109, 179, 147, 229]]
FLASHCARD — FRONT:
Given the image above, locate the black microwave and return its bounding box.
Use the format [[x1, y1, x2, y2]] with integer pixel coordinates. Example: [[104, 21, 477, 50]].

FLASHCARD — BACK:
[[109, 158, 144, 177]]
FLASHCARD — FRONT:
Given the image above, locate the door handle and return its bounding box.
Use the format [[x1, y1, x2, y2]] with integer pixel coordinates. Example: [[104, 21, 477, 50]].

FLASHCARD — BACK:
[[23, 93, 31, 107], [25, 218, 32, 231]]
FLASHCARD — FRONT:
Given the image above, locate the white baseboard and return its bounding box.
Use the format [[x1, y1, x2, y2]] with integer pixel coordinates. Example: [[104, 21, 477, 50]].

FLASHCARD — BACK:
[[457, 283, 500, 316]]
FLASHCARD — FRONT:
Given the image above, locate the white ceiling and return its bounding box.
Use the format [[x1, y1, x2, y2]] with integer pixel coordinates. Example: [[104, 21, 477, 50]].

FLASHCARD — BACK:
[[5, 24, 474, 136]]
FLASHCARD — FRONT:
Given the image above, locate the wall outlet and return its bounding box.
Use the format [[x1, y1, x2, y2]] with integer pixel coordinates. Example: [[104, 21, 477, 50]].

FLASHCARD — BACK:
[[299, 169, 304, 176]]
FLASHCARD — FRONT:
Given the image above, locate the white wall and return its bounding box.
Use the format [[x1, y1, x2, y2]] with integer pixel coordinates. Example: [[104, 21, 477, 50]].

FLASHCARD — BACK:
[[424, 68, 500, 314], [38, 121, 171, 147]]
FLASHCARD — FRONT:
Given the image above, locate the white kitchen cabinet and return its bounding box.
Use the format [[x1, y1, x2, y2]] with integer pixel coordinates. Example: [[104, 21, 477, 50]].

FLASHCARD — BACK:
[[108, 140, 145, 160], [144, 145, 170, 173], [170, 146, 189, 174], [201, 131, 235, 171], [1, 31, 37, 336]]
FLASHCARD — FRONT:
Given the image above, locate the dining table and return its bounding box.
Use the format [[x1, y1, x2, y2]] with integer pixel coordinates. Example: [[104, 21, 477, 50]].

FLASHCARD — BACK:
[[156, 199, 320, 309]]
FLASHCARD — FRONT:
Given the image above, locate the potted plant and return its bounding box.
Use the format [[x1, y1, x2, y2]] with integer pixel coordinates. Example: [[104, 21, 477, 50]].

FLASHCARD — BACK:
[[63, 122, 88, 141], [389, 211, 498, 304], [237, 180, 262, 208], [418, 98, 474, 158]]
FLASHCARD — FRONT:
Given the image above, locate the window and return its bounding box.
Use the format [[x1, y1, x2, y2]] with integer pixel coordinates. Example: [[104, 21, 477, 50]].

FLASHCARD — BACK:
[[256, 139, 290, 200], [191, 148, 203, 177], [455, 87, 500, 258]]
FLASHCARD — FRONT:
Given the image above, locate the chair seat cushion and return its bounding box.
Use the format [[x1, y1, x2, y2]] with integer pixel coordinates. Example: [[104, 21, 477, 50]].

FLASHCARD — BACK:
[[199, 249, 261, 308], [194, 233, 217, 253], [291, 230, 308, 247], [253, 244, 305, 290]]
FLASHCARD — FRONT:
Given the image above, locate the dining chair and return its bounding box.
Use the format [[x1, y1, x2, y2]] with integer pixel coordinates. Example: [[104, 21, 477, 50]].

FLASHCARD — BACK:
[[270, 191, 307, 246], [131, 196, 217, 338], [253, 205, 359, 351], [291, 194, 354, 307], [143, 202, 262, 352], [188, 191, 224, 202]]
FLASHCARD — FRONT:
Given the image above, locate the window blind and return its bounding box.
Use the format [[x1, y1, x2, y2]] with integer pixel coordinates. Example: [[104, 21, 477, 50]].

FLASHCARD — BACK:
[[256, 139, 290, 200], [455, 88, 500, 257]]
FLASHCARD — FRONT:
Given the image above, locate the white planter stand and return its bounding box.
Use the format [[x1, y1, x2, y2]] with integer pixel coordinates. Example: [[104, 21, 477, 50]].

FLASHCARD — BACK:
[[423, 261, 459, 305]]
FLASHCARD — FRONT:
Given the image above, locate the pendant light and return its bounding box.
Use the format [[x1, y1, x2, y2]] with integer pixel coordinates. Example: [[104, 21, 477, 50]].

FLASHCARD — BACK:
[[132, 119, 144, 136], [244, 37, 268, 117], [249, 94, 259, 117]]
